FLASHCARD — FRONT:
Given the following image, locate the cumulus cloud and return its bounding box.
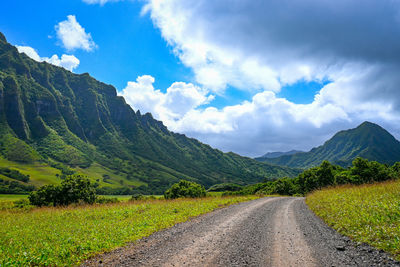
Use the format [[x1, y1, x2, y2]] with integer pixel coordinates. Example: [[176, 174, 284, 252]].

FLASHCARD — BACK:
[[16, 46, 80, 71], [119, 75, 214, 124], [132, 0, 400, 156], [55, 15, 97, 51]]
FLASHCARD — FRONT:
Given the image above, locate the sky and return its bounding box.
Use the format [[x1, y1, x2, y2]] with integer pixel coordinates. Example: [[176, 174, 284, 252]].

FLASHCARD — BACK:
[[1, 0, 400, 157]]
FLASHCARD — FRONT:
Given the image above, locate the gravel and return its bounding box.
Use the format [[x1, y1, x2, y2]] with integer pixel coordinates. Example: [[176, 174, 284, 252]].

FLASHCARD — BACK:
[[82, 197, 400, 267]]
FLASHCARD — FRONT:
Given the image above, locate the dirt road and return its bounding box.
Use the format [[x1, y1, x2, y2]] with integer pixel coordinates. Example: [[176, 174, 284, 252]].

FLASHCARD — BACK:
[[83, 197, 399, 266]]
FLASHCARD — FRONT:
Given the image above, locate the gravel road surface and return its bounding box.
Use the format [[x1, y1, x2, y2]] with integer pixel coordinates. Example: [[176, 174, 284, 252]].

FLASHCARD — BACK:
[[83, 197, 399, 266]]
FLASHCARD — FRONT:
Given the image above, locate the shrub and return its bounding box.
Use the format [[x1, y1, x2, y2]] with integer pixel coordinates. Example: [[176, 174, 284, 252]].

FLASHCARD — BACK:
[[164, 180, 206, 199], [29, 175, 96, 206]]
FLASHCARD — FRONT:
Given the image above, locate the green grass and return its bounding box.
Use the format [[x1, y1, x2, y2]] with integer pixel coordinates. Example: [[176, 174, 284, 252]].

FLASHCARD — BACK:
[[0, 157, 61, 186], [0, 194, 28, 201], [0, 156, 147, 189], [0, 195, 259, 266], [76, 163, 146, 188], [0, 195, 28, 210], [307, 180, 400, 259]]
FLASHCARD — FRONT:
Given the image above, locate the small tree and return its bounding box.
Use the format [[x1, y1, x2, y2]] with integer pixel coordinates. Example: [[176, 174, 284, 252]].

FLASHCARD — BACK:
[[57, 175, 96, 206], [29, 175, 96, 206], [164, 180, 206, 199]]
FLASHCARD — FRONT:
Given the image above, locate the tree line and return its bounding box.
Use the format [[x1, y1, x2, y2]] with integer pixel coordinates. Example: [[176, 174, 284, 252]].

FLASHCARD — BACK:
[[231, 157, 400, 196]]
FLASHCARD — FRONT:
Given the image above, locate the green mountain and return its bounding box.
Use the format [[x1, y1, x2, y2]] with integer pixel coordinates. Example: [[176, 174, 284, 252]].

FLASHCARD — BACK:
[[0, 32, 299, 194], [256, 122, 400, 168]]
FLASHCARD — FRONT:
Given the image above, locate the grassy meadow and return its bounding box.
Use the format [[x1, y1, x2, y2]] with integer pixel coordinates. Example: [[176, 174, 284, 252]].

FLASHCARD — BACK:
[[307, 180, 400, 259], [0, 195, 258, 266]]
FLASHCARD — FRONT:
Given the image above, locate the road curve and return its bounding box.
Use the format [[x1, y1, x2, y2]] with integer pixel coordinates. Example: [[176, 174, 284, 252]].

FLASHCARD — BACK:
[[83, 197, 399, 266]]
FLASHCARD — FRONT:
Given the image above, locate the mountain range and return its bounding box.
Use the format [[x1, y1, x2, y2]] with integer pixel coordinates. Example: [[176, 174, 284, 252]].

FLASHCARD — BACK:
[[0, 32, 299, 194], [256, 121, 400, 168]]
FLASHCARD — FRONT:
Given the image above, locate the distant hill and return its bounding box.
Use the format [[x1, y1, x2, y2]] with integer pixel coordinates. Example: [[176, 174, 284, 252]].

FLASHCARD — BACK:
[[257, 122, 400, 168], [256, 150, 303, 159], [0, 32, 299, 194]]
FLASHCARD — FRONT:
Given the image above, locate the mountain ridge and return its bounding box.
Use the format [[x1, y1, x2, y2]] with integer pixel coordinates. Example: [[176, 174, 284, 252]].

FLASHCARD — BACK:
[[256, 121, 400, 168]]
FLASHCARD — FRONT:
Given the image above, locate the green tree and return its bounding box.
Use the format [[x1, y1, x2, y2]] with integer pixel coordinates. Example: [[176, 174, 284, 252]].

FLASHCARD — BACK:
[[316, 161, 335, 188], [391, 162, 400, 179], [351, 157, 392, 184], [29, 175, 96, 206], [164, 180, 206, 199]]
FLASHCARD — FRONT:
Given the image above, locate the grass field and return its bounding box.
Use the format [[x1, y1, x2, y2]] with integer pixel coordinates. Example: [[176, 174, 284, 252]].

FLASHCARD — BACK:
[[0, 194, 28, 201], [0, 157, 61, 186], [307, 180, 400, 260], [0, 195, 258, 266], [0, 195, 29, 210], [76, 163, 146, 188], [0, 156, 147, 189]]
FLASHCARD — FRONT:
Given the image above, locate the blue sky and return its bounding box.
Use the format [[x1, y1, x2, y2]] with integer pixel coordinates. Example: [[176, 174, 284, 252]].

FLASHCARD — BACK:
[[0, 0, 191, 90], [0, 0, 321, 106], [1, 0, 400, 157]]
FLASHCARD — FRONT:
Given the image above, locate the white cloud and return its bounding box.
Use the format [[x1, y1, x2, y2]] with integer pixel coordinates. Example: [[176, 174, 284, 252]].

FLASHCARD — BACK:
[[55, 15, 96, 51], [16, 46, 80, 71], [82, 0, 122, 5], [119, 75, 214, 124], [142, 0, 327, 93]]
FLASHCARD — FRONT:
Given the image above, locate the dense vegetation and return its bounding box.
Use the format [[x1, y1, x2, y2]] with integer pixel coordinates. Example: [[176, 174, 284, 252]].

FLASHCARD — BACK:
[[164, 180, 206, 199], [257, 122, 400, 168], [0, 195, 258, 266], [234, 157, 400, 196], [0, 32, 298, 194], [307, 180, 400, 260]]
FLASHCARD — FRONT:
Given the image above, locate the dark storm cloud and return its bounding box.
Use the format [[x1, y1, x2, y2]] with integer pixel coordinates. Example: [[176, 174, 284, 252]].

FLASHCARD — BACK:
[[182, 0, 400, 64]]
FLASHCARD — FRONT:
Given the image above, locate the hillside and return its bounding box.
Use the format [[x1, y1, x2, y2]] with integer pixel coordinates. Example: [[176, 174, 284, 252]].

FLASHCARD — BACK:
[[0, 32, 298, 194], [256, 122, 400, 168], [257, 150, 303, 159]]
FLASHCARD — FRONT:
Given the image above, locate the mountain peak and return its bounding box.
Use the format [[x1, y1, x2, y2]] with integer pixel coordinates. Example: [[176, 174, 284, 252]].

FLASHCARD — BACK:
[[357, 121, 381, 129], [257, 122, 400, 168]]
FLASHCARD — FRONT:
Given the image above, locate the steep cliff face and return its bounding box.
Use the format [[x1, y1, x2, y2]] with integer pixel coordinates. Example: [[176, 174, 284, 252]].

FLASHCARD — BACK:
[[0, 32, 299, 193]]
